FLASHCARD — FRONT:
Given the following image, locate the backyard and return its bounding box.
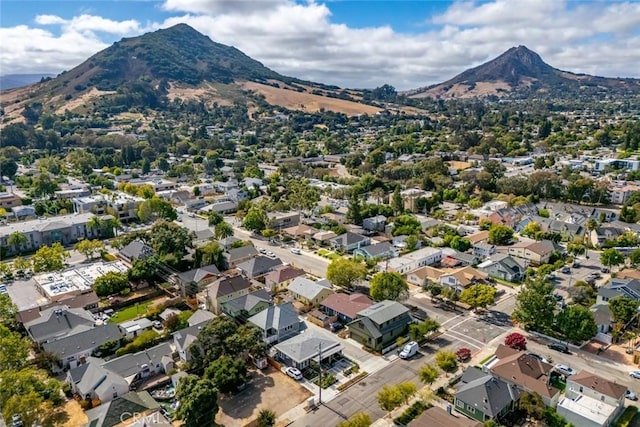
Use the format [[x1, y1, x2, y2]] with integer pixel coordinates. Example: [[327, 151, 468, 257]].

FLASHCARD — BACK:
[[108, 300, 154, 323]]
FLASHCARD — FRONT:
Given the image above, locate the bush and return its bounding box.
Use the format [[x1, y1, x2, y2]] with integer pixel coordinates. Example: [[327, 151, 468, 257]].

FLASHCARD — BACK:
[[614, 406, 638, 427], [337, 372, 368, 391], [505, 332, 527, 351], [394, 401, 429, 426]]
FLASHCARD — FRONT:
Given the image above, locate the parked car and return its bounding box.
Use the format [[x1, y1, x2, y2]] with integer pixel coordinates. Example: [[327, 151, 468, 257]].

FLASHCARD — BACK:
[[626, 390, 638, 400], [329, 322, 344, 332], [153, 320, 163, 329], [629, 371, 640, 379], [399, 341, 419, 359], [547, 342, 570, 353], [266, 251, 275, 258], [290, 248, 301, 255], [561, 266, 571, 274], [601, 267, 610, 273], [286, 367, 303, 380], [527, 353, 549, 364], [259, 248, 267, 254], [555, 364, 576, 376]]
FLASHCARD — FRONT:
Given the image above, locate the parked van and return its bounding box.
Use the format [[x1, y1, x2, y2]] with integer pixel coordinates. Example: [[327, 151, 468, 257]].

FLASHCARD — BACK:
[[399, 341, 419, 359]]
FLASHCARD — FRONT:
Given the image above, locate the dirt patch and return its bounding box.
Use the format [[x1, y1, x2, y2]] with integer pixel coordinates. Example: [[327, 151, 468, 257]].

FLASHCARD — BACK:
[[216, 366, 311, 427], [61, 399, 88, 427], [53, 87, 116, 114], [583, 340, 635, 365], [240, 81, 382, 116]]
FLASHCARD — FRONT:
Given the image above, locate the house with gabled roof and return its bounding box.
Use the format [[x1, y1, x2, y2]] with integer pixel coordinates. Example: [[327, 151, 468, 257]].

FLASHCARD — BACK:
[[118, 240, 155, 263], [353, 241, 398, 260], [597, 278, 640, 304], [84, 390, 163, 427], [440, 266, 489, 292], [320, 292, 374, 323], [224, 245, 259, 268], [288, 277, 334, 308], [187, 309, 215, 327], [454, 367, 520, 424], [101, 342, 174, 386], [175, 264, 220, 296], [173, 321, 211, 362], [347, 300, 413, 352], [248, 302, 302, 344], [205, 274, 252, 315], [66, 356, 129, 403], [489, 344, 560, 407], [477, 254, 526, 282], [236, 255, 283, 279], [264, 265, 306, 293], [274, 331, 343, 370], [43, 324, 122, 370], [221, 289, 271, 321], [507, 239, 555, 266], [330, 232, 371, 253], [558, 371, 627, 427], [23, 305, 96, 344]]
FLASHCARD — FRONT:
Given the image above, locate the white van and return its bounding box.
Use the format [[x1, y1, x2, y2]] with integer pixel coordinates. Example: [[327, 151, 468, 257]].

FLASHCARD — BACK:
[[399, 341, 419, 359]]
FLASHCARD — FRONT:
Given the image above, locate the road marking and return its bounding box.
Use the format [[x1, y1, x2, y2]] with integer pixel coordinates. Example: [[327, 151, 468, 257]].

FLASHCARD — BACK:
[[440, 313, 465, 327], [443, 331, 482, 349], [445, 328, 487, 347]]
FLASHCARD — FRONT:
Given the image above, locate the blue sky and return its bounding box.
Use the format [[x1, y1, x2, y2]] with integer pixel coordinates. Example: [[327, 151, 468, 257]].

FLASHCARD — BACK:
[[1, 0, 639, 89]]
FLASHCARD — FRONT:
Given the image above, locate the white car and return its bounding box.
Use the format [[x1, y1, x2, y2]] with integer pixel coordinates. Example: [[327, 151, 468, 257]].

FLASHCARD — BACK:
[[286, 367, 303, 380], [630, 371, 640, 379], [626, 390, 638, 400], [291, 248, 301, 255], [555, 364, 576, 376], [259, 248, 267, 254], [266, 251, 275, 258]]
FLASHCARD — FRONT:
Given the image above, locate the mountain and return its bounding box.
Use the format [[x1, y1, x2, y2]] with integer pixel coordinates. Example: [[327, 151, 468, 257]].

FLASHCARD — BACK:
[[407, 45, 640, 99], [0, 74, 55, 90]]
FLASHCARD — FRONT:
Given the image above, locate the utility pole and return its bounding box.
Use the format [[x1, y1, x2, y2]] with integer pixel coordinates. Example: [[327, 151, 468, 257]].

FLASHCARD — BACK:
[[318, 343, 322, 404]]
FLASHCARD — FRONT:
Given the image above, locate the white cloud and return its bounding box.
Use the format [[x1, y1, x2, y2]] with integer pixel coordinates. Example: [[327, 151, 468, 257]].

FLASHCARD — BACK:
[[3, 1, 640, 90]]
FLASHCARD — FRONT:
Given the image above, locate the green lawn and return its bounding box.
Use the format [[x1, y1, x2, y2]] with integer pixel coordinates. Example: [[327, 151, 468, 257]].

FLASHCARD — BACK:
[[108, 301, 154, 324], [551, 377, 567, 392]]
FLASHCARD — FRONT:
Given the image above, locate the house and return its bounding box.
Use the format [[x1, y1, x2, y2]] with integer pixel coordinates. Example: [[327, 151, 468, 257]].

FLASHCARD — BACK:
[[312, 230, 338, 243], [362, 215, 387, 232], [66, 357, 130, 402], [221, 289, 272, 321], [352, 242, 398, 260], [557, 371, 627, 427], [281, 224, 318, 240], [187, 309, 215, 327], [101, 342, 174, 385], [173, 321, 212, 362], [0, 191, 21, 208], [489, 344, 560, 407], [596, 278, 640, 304], [347, 300, 413, 353], [42, 324, 122, 369], [379, 247, 443, 275], [248, 302, 303, 344], [274, 331, 343, 370], [441, 250, 480, 267], [218, 236, 241, 250], [264, 265, 306, 293], [205, 274, 252, 315], [406, 266, 446, 287], [23, 305, 96, 345], [478, 254, 526, 282], [224, 245, 259, 268], [507, 239, 555, 266], [466, 230, 490, 245], [119, 240, 155, 263], [119, 318, 154, 339], [473, 241, 496, 258], [268, 212, 300, 230], [288, 277, 335, 308], [236, 255, 283, 279], [320, 292, 374, 323], [454, 368, 520, 423], [83, 391, 163, 427], [175, 264, 220, 297], [591, 227, 624, 248], [440, 266, 489, 292], [409, 406, 482, 427], [330, 232, 371, 253], [590, 304, 613, 336]]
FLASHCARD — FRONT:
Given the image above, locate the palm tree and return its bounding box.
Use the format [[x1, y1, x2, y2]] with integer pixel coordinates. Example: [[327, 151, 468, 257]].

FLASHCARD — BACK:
[[7, 231, 28, 255], [214, 221, 234, 240], [256, 409, 276, 427], [371, 187, 386, 205], [88, 215, 102, 237]]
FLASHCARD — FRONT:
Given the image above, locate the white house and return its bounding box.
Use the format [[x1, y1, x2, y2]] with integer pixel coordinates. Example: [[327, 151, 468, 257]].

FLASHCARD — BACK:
[[378, 247, 442, 275]]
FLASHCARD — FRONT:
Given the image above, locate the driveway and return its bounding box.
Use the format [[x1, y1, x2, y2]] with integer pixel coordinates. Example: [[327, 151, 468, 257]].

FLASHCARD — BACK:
[[216, 366, 311, 427]]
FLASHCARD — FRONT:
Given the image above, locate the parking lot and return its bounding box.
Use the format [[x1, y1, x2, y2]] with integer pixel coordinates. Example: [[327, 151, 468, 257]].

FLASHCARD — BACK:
[[4, 277, 48, 310]]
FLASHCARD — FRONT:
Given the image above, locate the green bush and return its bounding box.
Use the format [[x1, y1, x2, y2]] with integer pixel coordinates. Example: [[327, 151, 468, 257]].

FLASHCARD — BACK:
[[614, 406, 638, 427], [394, 401, 430, 426]]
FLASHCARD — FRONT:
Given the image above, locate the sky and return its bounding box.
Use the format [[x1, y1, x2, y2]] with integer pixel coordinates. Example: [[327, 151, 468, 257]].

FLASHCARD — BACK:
[[1, 0, 639, 90]]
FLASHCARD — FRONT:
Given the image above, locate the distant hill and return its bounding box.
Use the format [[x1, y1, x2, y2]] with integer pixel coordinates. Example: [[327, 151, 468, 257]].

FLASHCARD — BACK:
[[407, 45, 640, 99], [0, 74, 55, 90]]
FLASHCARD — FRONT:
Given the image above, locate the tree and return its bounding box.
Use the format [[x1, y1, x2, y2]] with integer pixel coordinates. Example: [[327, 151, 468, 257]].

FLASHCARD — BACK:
[[512, 278, 556, 331], [391, 215, 422, 236], [488, 224, 514, 245], [347, 193, 363, 225], [31, 243, 69, 272], [337, 412, 372, 427], [459, 284, 497, 310], [456, 348, 472, 362], [369, 272, 409, 301], [287, 178, 319, 212], [377, 382, 416, 412], [195, 241, 225, 270], [419, 363, 440, 385], [326, 258, 367, 288], [7, 231, 28, 254], [204, 355, 247, 394], [630, 249, 640, 267], [257, 409, 277, 427], [74, 239, 104, 260], [31, 173, 58, 197], [207, 211, 223, 226], [243, 206, 268, 232], [147, 221, 194, 259], [409, 319, 440, 342], [0, 324, 31, 371], [608, 296, 640, 324], [137, 197, 177, 222], [0, 294, 17, 326], [214, 221, 234, 240], [449, 236, 471, 252], [556, 305, 597, 342], [392, 185, 404, 215], [128, 255, 160, 281], [518, 391, 546, 420], [435, 351, 458, 375], [93, 271, 130, 296], [522, 221, 542, 238], [504, 332, 527, 351], [175, 375, 219, 427], [12, 257, 31, 275], [600, 248, 625, 271]]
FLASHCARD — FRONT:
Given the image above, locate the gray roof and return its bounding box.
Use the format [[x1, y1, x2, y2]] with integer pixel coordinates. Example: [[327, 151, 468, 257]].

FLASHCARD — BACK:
[[0, 212, 97, 238], [455, 369, 520, 418], [70, 357, 129, 398], [357, 242, 395, 257], [356, 300, 410, 325], [207, 274, 252, 298], [187, 309, 215, 327], [590, 304, 613, 326], [274, 331, 342, 364], [84, 391, 160, 427], [172, 322, 209, 350], [599, 278, 640, 300], [177, 265, 220, 284], [226, 245, 258, 262], [222, 289, 271, 314], [248, 302, 300, 331], [102, 342, 173, 379], [331, 232, 369, 246], [288, 277, 333, 300], [25, 306, 95, 343], [42, 324, 121, 357], [119, 240, 155, 260], [236, 255, 283, 277]]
